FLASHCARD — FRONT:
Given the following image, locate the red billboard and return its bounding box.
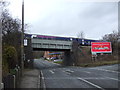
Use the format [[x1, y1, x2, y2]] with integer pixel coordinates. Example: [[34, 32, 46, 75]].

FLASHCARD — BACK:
[[91, 42, 112, 53]]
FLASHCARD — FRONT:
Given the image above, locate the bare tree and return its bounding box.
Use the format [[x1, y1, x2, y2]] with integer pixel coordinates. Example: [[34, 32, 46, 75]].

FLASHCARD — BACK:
[[102, 30, 118, 55], [77, 31, 85, 39], [1, 1, 23, 74]]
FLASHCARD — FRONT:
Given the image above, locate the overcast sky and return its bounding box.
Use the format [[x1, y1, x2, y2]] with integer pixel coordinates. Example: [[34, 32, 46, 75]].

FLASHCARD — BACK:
[[6, 0, 118, 40]]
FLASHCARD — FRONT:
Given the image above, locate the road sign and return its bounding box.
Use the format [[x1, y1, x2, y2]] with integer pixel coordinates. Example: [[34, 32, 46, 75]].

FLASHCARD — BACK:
[[24, 39, 27, 46], [91, 42, 112, 53]]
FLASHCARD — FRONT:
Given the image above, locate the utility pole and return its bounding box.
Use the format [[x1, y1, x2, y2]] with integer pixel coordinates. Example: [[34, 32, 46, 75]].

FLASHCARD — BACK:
[[0, 1, 3, 89], [0, 7, 2, 90], [21, 0, 24, 76]]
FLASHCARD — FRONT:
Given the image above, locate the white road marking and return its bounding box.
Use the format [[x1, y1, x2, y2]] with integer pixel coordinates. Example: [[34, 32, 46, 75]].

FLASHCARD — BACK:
[[106, 66, 114, 67], [106, 77, 120, 81], [90, 68, 120, 73], [66, 70, 74, 73], [38, 75, 40, 88], [41, 71, 46, 90], [39, 75, 40, 78], [49, 70, 55, 74], [77, 77, 105, 90], [62, 70, 71, 74], [81, 77, 108, 80], [83, 71, 91, 74], [62, 69, 74, 75]]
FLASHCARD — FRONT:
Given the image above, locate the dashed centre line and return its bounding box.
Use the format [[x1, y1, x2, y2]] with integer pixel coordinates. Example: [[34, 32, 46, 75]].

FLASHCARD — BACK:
[[89, 68, 120, 73], [66, 70, 74, 73], [62, 70, 71, 74], [49, 70, 55, 74], [83, 71, 91, 74], [105, 77, 120, 81]]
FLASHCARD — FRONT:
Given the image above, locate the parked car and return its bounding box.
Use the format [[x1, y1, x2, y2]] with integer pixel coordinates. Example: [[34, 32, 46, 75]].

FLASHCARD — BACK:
[[51, 57, 57, 60]]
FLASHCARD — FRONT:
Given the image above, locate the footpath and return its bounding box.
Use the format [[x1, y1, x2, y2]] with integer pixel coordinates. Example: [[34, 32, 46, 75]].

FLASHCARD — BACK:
[[19, 69, 40, 88]]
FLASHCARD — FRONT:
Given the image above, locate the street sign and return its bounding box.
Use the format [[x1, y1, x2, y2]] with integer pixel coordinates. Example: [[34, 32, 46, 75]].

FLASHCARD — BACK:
[[91, 42, 112, 53], [24, 39, 27, 46]]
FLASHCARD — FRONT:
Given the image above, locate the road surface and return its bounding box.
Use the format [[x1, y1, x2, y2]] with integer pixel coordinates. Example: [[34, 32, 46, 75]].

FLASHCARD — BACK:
[[34, 59, 119, 89]]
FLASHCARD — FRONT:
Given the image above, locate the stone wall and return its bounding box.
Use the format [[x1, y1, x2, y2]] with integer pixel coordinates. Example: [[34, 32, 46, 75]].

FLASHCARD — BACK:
[[63, 41, 92, 66], [71, 41, 91, 65]]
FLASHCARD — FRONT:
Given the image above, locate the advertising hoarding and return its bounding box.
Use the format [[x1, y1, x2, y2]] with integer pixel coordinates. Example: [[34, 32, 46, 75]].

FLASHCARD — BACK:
[[91, 42, 112, 53]]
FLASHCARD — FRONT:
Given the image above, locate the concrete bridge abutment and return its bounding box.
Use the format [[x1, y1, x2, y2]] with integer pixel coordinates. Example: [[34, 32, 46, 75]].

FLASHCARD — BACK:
[[63, 51, 74, 66], [63, 41, 79, 66]]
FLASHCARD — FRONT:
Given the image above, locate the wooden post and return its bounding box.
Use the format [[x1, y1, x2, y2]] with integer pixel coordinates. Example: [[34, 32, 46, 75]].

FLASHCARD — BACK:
[[21, 0, 24, 76], [0, 2, 3, 89]]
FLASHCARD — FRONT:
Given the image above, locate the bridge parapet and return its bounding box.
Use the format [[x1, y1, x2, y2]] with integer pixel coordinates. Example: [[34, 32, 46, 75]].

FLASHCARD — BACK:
[[31, 38, 72, 50]]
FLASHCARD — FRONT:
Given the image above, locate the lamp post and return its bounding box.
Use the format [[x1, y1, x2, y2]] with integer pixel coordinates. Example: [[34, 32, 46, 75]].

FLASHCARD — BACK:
[[21, 0, 24, 76]]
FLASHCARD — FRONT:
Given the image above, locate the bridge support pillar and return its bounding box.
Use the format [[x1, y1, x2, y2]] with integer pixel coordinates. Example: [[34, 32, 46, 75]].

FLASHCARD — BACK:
[[63, 51, 73, 66]]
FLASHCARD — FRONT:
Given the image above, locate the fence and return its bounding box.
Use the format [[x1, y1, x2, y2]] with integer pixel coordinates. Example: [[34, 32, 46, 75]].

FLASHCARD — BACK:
[[2, 67, 21, 89]]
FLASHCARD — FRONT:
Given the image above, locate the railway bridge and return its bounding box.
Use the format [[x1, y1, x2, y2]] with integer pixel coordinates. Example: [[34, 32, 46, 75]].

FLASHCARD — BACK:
[[31, 37, 72, 51], [24, 34, 75, 66], [24, 34, 99, 66]]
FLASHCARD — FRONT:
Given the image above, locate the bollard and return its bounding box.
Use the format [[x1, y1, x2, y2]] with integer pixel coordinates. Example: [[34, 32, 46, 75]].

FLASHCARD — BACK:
[[13, 75, 16, 88], [1, 83, 4, 90], [15, 68, 18, 88]]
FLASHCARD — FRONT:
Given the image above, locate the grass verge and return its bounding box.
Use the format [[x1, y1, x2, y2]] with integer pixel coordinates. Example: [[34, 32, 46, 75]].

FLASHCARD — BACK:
[[79, 60, 119, 67], [54, 61, 63, 64]]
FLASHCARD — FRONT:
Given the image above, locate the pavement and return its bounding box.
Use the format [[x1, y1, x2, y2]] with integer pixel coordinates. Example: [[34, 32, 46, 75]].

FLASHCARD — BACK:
[[19, 69, 40, 88]]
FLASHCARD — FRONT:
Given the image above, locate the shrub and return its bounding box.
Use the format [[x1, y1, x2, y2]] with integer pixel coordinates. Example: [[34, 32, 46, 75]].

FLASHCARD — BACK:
[[3, 46, 18, 71]]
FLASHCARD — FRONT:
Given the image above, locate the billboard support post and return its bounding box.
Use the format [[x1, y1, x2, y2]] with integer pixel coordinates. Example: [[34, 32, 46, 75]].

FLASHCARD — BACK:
[[91, 42, 112, 61]]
